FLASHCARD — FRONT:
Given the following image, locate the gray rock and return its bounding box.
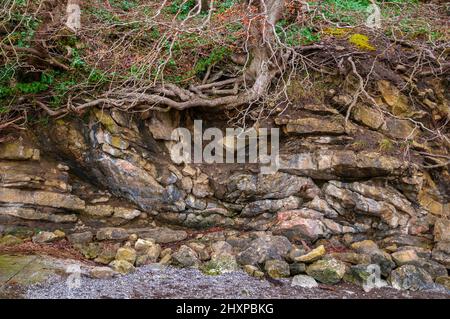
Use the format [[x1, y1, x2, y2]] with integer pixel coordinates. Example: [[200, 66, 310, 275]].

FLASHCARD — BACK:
[[127, 227, 187, 243], [291, 275, 318, 288], [389, 265, 434, 291], [96, 227, 128, 241], [432, 241, 450, 268], [172, 245, 200, 268], [289, 263, 306, 276], [236, 235, 291, 266], [306, 258, 346, 284], [264, 259, 290, 279], [68, 232, 93, 245]]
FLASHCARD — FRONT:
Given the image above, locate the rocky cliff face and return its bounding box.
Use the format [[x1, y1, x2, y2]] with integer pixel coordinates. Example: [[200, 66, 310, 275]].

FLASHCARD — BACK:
[[0, 79, 449, 290]]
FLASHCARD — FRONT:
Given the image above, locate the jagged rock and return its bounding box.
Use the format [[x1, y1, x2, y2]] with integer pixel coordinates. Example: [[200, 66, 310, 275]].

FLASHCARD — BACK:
[[295, 245, 326, 263], [134, 238, 155, 251], [435, 276, 450, 290], [236, 235, 291, 266], [287, 245, 306, 262], [188, 242, 209, 261], [323, 181, 410, 229], [224, 172, 319, 202], [0, 234, 23, 246], [172, 245, 200, 268], [408, 259, 448, 279], [280, 150, 407, 180], [264, 259, 290, 279], [305, 196, 338, 218], [96, 227, 129, 241], [381, 234, 433, 249], [283, 117, 345, 135], [180, 177, 193, 193], [115, 247, 137, 265], [84, 205, 114, 217], [0, 141, 39, 160], [109, 260, 135, 274], [192, 173, 213, 198], [203, 254, 239, 275], [370, 252, 395, 277], [306, 258, 346, 284], [94, 243, 121, 264], [159, 253, 172, 265], [330, 252, 371, 265], [243, 265, 265, 278], [291, 275, 319, 288], [185, 194, 207, 210], [391, 250, 420, 266], [352, 103, 384, 130], [32, 230, 64, 243], [127, 227, 187, 243], [289, 262, 307, 275], [431, 241, 450, 268], [67, 232, 93, 245], [0, 206, 78, 223], [102, 144, 123, 157], [89, 266, 117, 279], [113, 207, 141, 220], [272, 209, 327, 242], [135, 242, 161, 265], [0, 188, 85, 211], [343, 264, 386, 289], [241, 196, 301, 217], [377, 80, 412, 116], [434, 219, 450, 242], [389, 265, 434, 291], [210, 241, 233, 258]]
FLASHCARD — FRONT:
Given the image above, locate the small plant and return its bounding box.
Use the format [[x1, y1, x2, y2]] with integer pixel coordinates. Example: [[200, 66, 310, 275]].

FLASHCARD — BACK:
[[378, 138, 394, 152]]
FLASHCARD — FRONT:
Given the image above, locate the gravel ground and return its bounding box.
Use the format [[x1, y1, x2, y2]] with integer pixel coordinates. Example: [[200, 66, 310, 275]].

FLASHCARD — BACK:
[[23, 264, 450, 299]]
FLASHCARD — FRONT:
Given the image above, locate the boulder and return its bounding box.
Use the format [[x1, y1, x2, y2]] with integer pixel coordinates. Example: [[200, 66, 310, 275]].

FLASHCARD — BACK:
[[279, 150, 407, 180], [435, 276, 450, 290], [272, 209, 327, 242], [389, 265, 434, 291], [264, 259, 290, 279], [291, 275, 319, 288], [0, 188, 85, 211], [434, 219, 450, 242], [236, 235, 291, 266], [127, 227, 187, 243], [172, 245, 200, 268], [115, 247, 137, 265], [306, 258, 346, 284], [391, 250, 420, 266], [0, 141, 39, 160], [109, 260, 135, 274], [67, 232, 93, 245], [223, 172, 319, 202], [89, 266, 117, 279], [432, 241, 450, 268], [96, 227, 128, 241], [295, 245, 326, 263], [283, 117, 345, 135], [243, 265, 265, 278], [289, 263, 307, 276], [241, 196, 301, 217], [330, 252, 371, 265], [0, 234, 23, 246], [343, 264, 383, 288], [32, 231, 61, 243]]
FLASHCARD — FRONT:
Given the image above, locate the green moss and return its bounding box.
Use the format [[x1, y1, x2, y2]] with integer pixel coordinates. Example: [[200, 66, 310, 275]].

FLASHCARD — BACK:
[[348, 33, 376, 51]]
